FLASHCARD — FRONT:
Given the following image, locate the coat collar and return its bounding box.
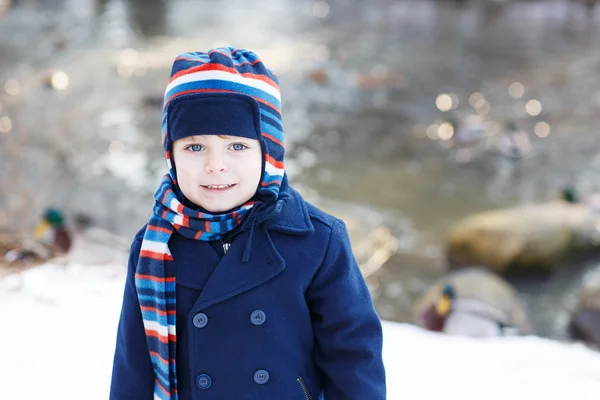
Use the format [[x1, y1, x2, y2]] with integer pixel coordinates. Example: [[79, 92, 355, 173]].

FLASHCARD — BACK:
[[192, 181, 313, 310], [264, 182, 314, 236]]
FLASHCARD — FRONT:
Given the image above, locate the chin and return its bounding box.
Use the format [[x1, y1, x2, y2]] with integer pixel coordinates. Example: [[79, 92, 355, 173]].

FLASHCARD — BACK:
[[200, 200, 238, 213]]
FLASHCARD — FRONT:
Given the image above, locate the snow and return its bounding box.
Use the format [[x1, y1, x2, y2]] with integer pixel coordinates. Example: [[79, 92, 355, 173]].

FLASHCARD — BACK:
[[1, 263, 600, 399]]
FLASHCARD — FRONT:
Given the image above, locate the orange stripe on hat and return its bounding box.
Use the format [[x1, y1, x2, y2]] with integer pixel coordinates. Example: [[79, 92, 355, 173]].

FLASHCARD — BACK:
[[262, 132, 283, 147], [266, 154, 284, 169]]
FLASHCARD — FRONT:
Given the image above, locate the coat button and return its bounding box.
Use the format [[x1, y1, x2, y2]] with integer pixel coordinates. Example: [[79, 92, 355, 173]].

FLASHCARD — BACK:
[[253, 369, 269, 384], [196, 374, 211, 389], [250, 310, 266, 325], [193, 312, 208, 328]]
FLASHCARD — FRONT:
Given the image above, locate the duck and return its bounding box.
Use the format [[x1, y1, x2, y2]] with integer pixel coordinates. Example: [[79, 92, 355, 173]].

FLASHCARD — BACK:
[[446, 200, 600, 275], [415, 268, 531, 337], [559, 186, 600, 216], [1, 208, 71, 275], [2, 208, 129, 274]]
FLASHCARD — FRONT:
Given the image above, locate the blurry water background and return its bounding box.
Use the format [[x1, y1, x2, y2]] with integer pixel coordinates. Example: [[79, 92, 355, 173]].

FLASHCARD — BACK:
[[2, 0, 600, 340]]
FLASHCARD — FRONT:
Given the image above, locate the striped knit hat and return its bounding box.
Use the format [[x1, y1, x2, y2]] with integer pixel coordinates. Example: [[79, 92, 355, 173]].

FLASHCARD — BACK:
[[135, 48, 286, 399], [162, 46, 285, 203]]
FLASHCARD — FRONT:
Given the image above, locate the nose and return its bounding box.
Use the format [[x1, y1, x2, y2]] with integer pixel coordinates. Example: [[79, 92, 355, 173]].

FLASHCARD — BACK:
[[204, 151, 228, 174]]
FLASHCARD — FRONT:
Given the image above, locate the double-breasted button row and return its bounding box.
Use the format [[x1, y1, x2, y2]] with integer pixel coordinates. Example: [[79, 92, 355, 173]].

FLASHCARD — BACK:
[[192, 310, 266, 328], [195, 370, 269, 390]]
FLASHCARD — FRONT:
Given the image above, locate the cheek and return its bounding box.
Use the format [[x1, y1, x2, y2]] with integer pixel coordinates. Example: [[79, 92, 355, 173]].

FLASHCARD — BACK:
[[249, 154, 263, 184], [174, 156, 201, 185]]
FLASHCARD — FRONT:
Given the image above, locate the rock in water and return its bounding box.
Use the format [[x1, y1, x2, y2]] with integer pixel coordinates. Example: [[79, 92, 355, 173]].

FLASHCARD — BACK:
[[446, 202, 600, 275]]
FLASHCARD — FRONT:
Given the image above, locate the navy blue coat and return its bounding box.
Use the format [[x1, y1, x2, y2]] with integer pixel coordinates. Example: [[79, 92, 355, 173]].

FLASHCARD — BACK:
[[110, 184, 386, 399]]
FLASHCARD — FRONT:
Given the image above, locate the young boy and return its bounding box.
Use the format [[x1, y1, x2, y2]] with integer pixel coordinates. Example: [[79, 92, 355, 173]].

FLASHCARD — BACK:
[[110, 47, 386, 400]]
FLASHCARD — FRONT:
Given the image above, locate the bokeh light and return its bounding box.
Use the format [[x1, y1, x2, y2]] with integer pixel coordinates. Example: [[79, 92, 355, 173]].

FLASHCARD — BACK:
[[435, 94, 453, 112], [525, 99, 542, 116], [0, 116, 12, 133], [426, 124, 439, 140], [5, 79, 19, 95], [469, 92, 485, 109], [312, 1, 330, 18], [534, 121, 550, 138], [508, 82, 525, 99], [438, 122, 454, 140], [50, 71, 70, 90]]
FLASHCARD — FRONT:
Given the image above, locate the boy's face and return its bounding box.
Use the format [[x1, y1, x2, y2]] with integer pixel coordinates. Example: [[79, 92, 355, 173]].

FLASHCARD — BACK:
[[172, 135, 262, 213]]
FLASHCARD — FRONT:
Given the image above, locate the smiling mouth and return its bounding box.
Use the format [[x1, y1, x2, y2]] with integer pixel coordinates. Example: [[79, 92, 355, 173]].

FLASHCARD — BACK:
[[201, 184, 236, 190]]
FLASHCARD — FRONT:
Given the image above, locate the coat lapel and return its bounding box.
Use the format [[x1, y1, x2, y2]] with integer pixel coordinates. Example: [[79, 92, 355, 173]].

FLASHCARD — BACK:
[[193, 226, 285, 310], [192, 184, 314, 310]]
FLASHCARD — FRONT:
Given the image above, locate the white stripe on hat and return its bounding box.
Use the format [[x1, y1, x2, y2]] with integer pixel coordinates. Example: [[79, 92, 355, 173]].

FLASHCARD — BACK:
[[265, 160, 284, 177], [165, 69, 281, 102]]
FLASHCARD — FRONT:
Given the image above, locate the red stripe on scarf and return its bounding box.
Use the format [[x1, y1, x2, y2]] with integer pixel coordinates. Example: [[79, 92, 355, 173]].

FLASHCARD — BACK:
[[150, 351, 170, 366], [136, 274, 177, 283], [141, 305, 177, 316], [140, 250, 174, 261], [261, 181, 282, 187], [148, 225, 173, 235], [156, 379, 170, 396], [146, 329, 177, 344]]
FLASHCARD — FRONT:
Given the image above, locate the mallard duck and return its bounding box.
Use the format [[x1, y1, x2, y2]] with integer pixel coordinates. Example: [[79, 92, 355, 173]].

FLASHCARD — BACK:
[[569, 275, 600, 347], [446, 201, 600, 275], [415, 268, 531, 337], [1, 208, 71, 275], [3, 208, 129, 272], [560, 186, 600, 215]]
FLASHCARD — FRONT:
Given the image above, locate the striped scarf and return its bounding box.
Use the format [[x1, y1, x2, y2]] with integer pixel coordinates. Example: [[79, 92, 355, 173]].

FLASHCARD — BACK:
[[134, 47, 285, 399]]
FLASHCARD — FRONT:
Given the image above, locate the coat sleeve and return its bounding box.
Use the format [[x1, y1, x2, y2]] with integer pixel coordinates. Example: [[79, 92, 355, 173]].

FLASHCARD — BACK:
[[110, 235, 155, 399], [307, 219, 387, 399]]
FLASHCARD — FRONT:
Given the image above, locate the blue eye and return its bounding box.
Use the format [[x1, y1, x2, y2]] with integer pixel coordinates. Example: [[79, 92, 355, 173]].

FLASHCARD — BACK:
[[231, 143, 247, 151], [188, 144, 204, 152]]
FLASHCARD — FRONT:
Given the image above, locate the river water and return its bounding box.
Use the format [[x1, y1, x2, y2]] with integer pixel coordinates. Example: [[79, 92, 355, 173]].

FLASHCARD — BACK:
[[2, 0, 600, 340]]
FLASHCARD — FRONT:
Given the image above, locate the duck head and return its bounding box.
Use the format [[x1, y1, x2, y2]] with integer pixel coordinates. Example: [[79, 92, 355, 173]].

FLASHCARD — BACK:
[[34, 208, 72, 253], [560, 187, 578, 204], [420, 283, 456, 332]]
